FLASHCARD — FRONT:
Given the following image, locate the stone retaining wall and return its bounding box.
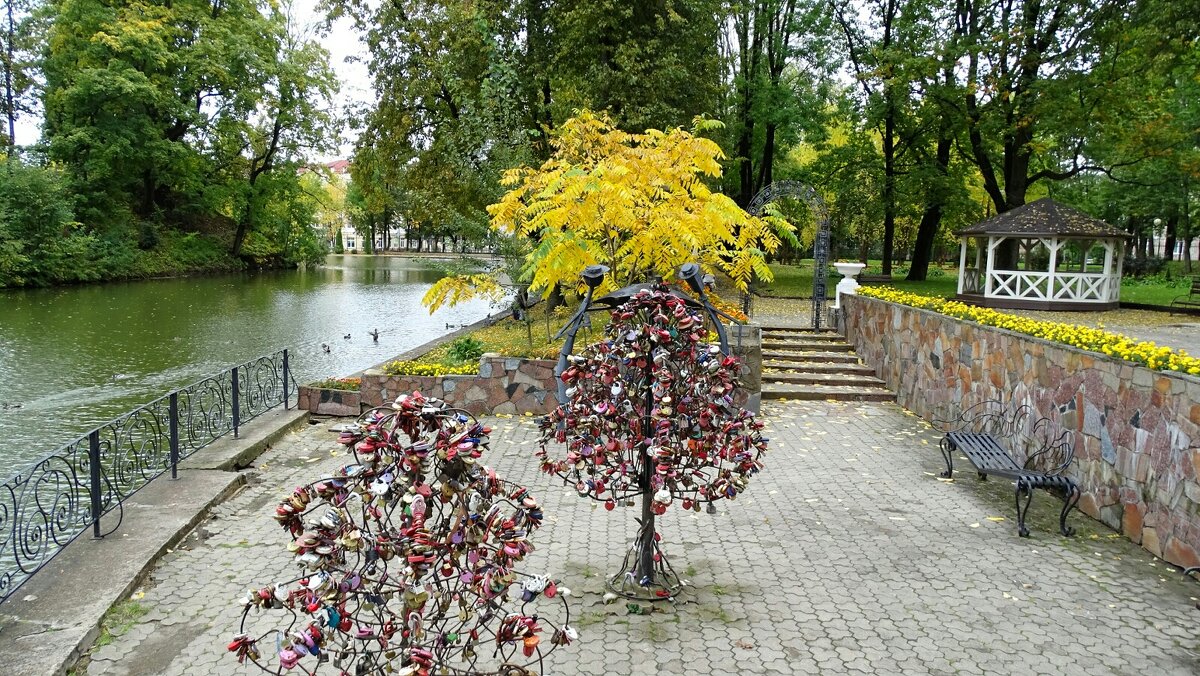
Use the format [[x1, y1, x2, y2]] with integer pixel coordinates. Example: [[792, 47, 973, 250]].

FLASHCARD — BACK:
[[297, 386, 362, 416], [361, 354, 557, 415], [843, 294, 1200, 569]]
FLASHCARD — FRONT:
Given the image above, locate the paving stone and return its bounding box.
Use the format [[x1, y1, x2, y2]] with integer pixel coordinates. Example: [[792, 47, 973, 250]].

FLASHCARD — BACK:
[[79, 402, 1200, 675]]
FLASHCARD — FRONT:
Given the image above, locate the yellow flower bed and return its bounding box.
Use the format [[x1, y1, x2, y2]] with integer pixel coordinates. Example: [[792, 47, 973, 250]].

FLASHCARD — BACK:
[[858, 286, 1200, 377], [383, 361, 480, 377]]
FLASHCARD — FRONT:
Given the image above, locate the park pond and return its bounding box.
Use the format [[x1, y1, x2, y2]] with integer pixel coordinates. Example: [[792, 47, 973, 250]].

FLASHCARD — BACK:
[[0, 255, 495, 472]]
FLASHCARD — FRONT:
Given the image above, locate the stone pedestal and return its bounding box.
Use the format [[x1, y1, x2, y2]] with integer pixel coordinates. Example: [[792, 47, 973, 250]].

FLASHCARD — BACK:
[[729, 324, 762, 414], [833, 262, 866, 309]]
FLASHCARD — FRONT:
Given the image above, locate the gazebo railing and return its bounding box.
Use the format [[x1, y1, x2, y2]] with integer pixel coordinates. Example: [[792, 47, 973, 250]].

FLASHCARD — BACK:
[[962, 267, 985, 294], [1052, 273, 1115, 302], [984, 270, 1116, 303], [989, 270, 1051, 300]]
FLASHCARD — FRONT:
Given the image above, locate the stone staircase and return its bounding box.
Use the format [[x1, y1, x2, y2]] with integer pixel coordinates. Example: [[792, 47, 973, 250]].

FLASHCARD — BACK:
[[759, 325, 894, 402]]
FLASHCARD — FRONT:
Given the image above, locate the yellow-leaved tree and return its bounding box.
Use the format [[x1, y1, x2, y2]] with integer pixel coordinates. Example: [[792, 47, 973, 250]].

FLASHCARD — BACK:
[[423, 110, 795, 312]]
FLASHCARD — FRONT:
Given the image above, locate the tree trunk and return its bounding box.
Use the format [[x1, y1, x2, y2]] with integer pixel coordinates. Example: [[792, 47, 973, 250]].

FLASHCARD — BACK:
[[4, 0, 14, 157], [908, 94, 954, 281], [756, 123, 776, 195], [882, 102, 896, 276], [737, 116, 754, 206], [1164, 216, 1178, 261]]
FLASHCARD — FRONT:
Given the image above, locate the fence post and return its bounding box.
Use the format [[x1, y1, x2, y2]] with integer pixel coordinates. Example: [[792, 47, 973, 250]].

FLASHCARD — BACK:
[[282, 349, 290, 410], [89, 430, 102, 539], [169, 392, 180, 480], [232, 366, 240, 439]]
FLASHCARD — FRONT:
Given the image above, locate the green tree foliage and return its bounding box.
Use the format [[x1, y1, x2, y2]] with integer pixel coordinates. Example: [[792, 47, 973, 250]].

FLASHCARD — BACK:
[[548, 0, 723, 132], [720, 0, 832, 207], [0, 159, 75, 284], [1, 0, 42, 153], [950, 0, 1165, 213], [1, 0, 338, 287], [336, 0, 727, 258]]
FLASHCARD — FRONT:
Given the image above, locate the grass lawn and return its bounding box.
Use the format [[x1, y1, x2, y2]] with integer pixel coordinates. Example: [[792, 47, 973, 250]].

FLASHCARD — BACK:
[[410, 303, 612, 368], [758, 261, 959, 298], [759, 261, 1193, 308], [1119, 278, 1194, 306]]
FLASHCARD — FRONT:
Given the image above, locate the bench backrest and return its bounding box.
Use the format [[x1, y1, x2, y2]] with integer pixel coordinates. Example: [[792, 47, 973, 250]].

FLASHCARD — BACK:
[[945, 398, 1075, 476], [949, 399, 1032, 438]]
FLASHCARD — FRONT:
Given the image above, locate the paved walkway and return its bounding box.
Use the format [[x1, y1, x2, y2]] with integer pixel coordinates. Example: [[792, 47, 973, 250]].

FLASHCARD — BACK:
[[84, 402, 1200, 675]]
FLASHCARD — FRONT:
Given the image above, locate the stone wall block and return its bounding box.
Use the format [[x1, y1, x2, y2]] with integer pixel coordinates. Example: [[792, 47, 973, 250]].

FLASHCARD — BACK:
[[1164, 537, 1200, 569]]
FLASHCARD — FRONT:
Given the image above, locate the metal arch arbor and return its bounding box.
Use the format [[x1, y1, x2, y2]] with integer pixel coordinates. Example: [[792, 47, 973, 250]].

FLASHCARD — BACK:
[[748, 181, 832, 331]]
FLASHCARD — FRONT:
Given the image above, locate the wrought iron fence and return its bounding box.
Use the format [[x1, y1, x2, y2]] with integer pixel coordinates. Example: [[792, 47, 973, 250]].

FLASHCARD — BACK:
[[0, 349, 296, 604]]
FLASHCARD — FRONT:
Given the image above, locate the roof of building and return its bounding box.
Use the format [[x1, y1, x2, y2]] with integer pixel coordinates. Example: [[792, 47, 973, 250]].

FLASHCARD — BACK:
[[298, 159, 351, 176], [957, 198, 1129, 238]]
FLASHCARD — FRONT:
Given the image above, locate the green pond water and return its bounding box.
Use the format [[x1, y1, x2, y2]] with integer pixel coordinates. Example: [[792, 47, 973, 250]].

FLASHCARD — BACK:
[[0, 255, 495, 473]]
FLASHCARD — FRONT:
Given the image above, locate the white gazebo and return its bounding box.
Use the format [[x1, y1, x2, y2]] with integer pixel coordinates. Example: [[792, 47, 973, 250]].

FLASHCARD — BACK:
[[956, 198, 1129, 311]]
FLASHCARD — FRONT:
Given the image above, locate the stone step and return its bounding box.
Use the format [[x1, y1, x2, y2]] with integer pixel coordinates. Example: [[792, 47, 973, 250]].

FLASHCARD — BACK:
[[758, 325, 839, 333], [761, 371, 886, 387], [763, 360, 876, 375], [762, 350, 861, 363], [761, 383, 895, 402], [762, 331, 846, 342], [761, 340, 853, 352]]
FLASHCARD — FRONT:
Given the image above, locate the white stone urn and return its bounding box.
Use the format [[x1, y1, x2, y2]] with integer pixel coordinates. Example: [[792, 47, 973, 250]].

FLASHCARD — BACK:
[[832, 262, 866, 308]]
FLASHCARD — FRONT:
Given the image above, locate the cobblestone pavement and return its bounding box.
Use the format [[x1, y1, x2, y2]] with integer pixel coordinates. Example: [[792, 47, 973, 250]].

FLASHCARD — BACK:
[[84, 402, 1200, 675]]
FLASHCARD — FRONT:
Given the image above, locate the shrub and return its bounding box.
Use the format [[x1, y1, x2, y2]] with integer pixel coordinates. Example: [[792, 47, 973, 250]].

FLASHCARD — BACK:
[[1123, 255, 1167, 278], [446, 336, 485, 364]]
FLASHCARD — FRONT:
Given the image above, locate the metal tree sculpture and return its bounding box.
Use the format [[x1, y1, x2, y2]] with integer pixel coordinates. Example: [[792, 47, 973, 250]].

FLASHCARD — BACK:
[[536, 267, 768, 600], [228, 392, 575, 675]]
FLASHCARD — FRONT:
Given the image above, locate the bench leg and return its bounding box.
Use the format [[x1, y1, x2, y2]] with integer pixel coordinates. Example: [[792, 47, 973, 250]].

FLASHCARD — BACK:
[[939, 437, 954, 478], [1014, 480, 1033, 538], [1059, 481, 1081, 537]]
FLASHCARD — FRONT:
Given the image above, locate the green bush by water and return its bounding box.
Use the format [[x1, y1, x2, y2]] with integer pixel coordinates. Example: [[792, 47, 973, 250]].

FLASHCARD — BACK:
[[446, 336, 486, 364]]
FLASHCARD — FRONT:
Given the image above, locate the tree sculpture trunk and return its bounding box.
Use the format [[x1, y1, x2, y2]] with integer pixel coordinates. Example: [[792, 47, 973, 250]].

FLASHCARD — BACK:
[[537, 281, 769, 601]]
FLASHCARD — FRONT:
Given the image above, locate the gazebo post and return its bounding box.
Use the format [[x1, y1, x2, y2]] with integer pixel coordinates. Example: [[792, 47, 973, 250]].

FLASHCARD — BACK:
[[974, 238, 983, 287], [1047, 238, 1059, 300], [957, 239, 968, 295], [985, 236, 997, 296], [1110, 241, 1122, 301]]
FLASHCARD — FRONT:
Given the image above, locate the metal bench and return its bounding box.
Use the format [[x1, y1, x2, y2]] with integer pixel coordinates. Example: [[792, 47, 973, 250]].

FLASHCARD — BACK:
[[939, 400, 1081, 538], [1171, 277, 1200, 313]]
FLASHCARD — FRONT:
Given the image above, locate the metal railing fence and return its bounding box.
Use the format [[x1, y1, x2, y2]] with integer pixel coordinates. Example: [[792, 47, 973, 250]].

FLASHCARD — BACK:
[[0, 349, 296, 604]]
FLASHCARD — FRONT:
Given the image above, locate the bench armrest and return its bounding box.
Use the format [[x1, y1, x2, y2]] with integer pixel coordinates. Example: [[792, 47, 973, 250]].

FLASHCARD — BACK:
[[1021, 418, 1075, 476]]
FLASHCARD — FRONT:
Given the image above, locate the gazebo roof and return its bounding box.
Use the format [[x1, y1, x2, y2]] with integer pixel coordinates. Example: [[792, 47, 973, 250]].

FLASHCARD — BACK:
[[957, 198, 1129, 239]]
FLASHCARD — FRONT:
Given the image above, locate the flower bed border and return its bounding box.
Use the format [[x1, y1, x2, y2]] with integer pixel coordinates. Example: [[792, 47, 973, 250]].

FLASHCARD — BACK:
[[857, 286, 1200, 376], [361, 354, 558, 415]]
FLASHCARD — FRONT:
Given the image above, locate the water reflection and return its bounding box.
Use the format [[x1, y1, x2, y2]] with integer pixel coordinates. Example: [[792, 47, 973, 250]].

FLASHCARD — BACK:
[[0, 255, 495, 471]]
